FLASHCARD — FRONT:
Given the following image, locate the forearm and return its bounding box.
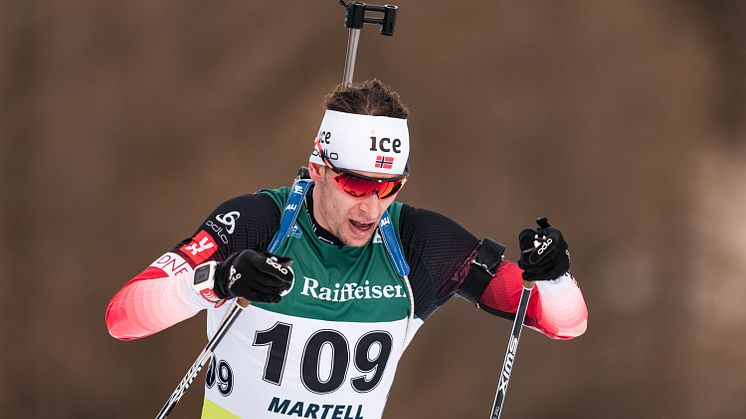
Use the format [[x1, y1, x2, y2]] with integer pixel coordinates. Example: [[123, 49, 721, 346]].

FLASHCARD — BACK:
[[478, 261, 588, 340], [106, 252, 212, 340], [528, 273, 587, 339]]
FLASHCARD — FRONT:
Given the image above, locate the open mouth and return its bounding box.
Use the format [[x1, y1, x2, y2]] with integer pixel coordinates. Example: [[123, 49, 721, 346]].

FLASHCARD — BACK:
[[349, 219, 376, 234]]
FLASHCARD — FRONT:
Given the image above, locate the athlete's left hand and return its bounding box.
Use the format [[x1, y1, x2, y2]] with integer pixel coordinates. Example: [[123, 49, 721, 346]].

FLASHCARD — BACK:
[[517, 217, 570, 281]]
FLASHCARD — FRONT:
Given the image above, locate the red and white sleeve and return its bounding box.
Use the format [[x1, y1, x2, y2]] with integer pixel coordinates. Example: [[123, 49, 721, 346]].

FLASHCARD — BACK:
[[478, 261, 588, 340], [105, 252, 213, 340]]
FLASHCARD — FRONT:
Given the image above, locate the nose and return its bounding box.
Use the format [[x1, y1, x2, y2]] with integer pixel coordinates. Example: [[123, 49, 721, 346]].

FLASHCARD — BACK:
[[357, 192, 383, 219]]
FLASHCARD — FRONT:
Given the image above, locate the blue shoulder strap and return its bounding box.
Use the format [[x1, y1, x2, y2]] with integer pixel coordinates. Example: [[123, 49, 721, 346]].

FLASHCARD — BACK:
[[266, 179, 410, 278], [378, 211, 410, 277], [267, 180, 312, 253]]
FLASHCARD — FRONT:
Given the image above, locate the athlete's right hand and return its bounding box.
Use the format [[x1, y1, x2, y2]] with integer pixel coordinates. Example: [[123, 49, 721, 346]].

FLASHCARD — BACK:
[[214, 249, 294, 303]]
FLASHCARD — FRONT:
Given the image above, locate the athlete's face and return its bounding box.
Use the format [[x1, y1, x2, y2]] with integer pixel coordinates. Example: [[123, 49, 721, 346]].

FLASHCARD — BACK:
[[309, 163, 401, 247]]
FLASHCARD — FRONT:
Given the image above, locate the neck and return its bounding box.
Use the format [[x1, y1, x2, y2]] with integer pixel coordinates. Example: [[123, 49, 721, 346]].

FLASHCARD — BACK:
[[306, 185, 344, 247]]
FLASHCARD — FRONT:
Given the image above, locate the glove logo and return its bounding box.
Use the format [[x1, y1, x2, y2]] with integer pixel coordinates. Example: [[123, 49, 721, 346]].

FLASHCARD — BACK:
[[228, 265, 241, 288], [265, 256, 295, 296], [215, 211, 240, 235], [266, 256, 289, 275], [537, 237, 553, 255]]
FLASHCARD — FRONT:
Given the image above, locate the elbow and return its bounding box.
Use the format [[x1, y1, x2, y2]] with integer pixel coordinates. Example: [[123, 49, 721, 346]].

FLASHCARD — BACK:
[[530, 313, 587, 340], [106, 317, 147, 341], [533, 273, 588, 340], [105, 298, 145, 341], [569, 316, 588, 338], [547, 316, 587, 340], [107, 326, 135, 341], [105, 304, 128, 341], [539, 300, 588, 340]]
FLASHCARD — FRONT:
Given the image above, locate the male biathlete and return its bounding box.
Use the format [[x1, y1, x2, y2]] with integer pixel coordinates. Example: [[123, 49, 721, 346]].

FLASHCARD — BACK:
[[106, 79, 587, 419]]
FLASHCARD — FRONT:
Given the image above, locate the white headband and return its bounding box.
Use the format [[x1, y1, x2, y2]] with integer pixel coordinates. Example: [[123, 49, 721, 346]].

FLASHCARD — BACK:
[[309, 110, 410, 175]]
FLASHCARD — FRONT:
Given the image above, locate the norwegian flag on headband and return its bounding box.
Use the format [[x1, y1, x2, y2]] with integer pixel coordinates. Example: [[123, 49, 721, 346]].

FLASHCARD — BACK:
[[375, 156, 394, 169]]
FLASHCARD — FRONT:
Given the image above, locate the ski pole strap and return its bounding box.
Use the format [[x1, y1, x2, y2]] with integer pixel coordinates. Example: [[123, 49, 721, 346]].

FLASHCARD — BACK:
[[267, 180, 312, 253], [378, 211, 410, 277], [460, 238, 506, 305]]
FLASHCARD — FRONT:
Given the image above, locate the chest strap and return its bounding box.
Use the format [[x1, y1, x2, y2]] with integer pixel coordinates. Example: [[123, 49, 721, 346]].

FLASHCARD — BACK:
[[378, 211, 410, 277], [267, 180, 312, 253]]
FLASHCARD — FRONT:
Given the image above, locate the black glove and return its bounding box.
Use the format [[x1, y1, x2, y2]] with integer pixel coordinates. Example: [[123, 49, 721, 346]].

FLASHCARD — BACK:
[[214, 249, 294, 303], [517, 217, 570, 281]]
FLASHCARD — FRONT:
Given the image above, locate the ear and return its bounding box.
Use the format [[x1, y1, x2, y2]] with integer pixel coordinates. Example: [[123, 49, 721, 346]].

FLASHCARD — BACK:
[[308, 162, 324, 182]]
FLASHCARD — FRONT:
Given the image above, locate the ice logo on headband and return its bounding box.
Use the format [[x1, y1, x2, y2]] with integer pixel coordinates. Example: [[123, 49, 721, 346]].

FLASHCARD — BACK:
[[309, 110, 410, 175]]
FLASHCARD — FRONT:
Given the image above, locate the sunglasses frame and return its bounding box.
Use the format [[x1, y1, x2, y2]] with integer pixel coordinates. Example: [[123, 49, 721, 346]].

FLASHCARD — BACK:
[[314, 139, 408, 199]]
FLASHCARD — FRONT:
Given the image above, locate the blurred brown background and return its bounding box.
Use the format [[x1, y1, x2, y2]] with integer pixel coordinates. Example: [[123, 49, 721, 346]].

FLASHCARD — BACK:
[[1, 0, 745, 418]]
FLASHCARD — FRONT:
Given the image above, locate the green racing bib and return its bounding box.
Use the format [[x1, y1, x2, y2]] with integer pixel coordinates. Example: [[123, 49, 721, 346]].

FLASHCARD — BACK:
[[201, 186, 418, 419]]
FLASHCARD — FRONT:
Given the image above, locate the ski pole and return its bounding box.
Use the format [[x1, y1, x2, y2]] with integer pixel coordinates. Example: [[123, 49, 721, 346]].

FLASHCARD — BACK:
[[155, 300, 246, 419], [489, 280, 535, 419]]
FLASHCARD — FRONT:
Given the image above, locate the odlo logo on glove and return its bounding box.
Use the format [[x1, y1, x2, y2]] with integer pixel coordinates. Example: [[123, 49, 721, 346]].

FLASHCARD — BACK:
[[518, 218, 571, 281], [214, 249, 295, 303], [265, 256, 290, 276], [536, 237, 553, 255]]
